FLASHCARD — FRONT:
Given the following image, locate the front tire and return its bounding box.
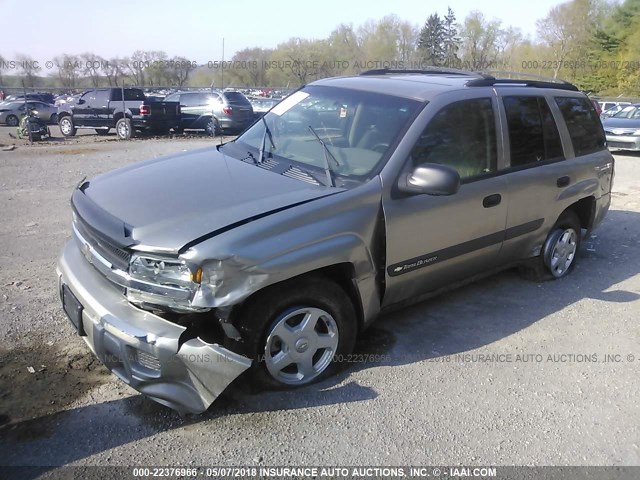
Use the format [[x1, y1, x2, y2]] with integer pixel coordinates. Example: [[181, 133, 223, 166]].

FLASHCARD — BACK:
[[229, 277, 357, 389], [6, 115, 19, 127], [58, 116, 76, 137]]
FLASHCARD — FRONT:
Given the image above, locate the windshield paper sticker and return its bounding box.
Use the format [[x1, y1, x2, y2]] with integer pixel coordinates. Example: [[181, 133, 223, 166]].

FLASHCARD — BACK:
[[270, 91, 310, 116]]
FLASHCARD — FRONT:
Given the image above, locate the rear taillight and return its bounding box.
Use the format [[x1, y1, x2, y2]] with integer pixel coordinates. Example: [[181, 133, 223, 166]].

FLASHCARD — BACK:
[[223, 106, 233, 115], [140, 104, 150, 116]]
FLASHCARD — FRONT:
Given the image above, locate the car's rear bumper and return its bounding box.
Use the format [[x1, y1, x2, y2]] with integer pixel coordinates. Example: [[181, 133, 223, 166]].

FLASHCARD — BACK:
[[218, 116, 253, 131], [56, 240, 251, 414]]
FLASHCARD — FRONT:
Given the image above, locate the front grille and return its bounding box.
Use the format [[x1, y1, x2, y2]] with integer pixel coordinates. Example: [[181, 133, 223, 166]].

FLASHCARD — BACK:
[[608, 141, 635, 148], [74, 217, 131, 270]]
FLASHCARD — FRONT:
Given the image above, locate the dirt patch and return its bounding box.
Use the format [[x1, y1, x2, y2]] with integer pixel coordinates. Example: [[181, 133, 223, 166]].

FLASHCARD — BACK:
[[0, 341, 110, 425]]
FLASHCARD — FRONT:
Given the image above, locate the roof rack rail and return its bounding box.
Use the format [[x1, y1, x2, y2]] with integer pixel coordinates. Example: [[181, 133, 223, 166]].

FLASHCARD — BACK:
[[467, 70, 579, 91], [466, 78, 579, 91], [480, 70, 574, 84], [359, 67, 494, 80]]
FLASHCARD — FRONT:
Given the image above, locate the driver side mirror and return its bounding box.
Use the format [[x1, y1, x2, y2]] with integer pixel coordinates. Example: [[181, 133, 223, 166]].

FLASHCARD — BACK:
[[398, 163, 460, 196], [77, 98, 85, 105]]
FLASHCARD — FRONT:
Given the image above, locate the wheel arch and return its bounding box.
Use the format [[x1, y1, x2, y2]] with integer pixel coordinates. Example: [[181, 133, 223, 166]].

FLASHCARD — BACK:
[[563, 195, 596, 233], [113, 110, 134, 122], [232, 262, 367, 336]]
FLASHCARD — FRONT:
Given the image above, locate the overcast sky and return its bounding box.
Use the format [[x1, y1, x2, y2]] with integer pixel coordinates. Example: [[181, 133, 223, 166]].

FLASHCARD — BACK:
[[1, 0, 567, 62]]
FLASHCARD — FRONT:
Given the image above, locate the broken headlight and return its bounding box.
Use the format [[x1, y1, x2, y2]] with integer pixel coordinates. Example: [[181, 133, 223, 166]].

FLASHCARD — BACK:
[[129, 255, 193, 289], [127, 254, 201, 312]]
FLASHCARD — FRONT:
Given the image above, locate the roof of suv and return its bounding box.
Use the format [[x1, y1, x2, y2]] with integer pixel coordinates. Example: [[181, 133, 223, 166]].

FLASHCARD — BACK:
[[312, 69, 580, 102]]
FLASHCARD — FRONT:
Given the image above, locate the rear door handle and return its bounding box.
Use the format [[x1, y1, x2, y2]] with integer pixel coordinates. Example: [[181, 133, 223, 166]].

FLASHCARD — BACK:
[[557, 176, 570, 187], [483, 193, 502, 208]]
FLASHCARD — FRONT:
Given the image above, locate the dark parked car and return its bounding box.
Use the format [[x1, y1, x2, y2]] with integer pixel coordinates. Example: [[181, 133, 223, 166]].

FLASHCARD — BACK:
[[57, 88, 181, 139], [164, 90, 254, 135], [4, 92, 56, 104]]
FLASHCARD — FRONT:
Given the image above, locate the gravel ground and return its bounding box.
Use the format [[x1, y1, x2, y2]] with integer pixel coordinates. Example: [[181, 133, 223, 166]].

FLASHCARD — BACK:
[[0, 126, 638, 471]]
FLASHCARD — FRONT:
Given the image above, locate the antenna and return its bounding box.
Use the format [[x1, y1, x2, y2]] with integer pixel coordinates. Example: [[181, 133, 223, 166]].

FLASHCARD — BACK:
[[221, 38, 225, 90]]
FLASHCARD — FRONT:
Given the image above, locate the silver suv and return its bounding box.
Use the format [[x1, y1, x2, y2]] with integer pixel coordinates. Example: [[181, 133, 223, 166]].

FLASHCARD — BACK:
[[57, 69, 614, 414]]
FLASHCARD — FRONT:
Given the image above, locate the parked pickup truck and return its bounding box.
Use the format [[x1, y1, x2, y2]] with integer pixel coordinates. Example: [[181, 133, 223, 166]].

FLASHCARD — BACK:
[[57, 88, 181, 139]]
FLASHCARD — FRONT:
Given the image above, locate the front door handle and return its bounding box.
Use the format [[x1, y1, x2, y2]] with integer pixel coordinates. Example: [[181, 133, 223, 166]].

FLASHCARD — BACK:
[[483, 193, 502, 208], [557, 176, 570, 187]]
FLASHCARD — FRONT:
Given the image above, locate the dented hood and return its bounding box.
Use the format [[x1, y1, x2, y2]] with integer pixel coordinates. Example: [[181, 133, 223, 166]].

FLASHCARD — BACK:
[[76, 146, 341, 252]]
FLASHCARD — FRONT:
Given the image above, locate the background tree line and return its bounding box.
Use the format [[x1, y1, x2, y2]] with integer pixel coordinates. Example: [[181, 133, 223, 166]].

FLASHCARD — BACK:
[[0, 0, 638, 96]]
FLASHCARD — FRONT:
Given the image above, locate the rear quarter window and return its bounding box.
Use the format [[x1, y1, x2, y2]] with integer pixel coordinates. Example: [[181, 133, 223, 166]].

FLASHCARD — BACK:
[[224, 92, 250, 104], [180, 93, 204, 107], [554, 97, 606, 156]]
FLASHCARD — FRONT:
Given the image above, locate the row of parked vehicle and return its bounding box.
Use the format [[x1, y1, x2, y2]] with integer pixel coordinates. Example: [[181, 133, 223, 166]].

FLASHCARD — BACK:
[[0, 88, 279, 140], [2, 89, 640, 151]]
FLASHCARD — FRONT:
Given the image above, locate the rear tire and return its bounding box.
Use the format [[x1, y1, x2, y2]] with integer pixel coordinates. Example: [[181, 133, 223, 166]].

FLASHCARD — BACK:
[[204, 118, 220, 137], [519, 210, 582, 281], [6, 115, 19, 127], [227, 277, 357, 390], [115, 118, 134, 140]]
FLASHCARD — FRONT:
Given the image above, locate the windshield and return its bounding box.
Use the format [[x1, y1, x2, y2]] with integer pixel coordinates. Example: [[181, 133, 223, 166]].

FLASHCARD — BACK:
[[612, 106, 640, 119], [230, 85, 421, 180]]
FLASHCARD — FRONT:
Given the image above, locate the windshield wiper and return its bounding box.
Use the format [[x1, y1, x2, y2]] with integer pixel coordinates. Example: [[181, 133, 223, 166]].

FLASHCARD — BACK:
[[258, 116, 276, 164], [243, 152, 259, 165], [308, 125, 340, 187]]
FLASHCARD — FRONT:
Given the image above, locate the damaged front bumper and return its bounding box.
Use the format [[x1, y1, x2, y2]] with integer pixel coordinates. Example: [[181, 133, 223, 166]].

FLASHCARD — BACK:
[[56, 240, 252, 414]]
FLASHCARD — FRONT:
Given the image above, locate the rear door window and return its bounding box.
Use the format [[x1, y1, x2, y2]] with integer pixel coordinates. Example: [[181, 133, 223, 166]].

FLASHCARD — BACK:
[[503, 96, 564, 167], [112, 89, 146, 101], [93, 90, 110, 106], [554, 97, 606, 156]]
